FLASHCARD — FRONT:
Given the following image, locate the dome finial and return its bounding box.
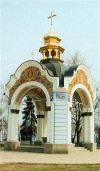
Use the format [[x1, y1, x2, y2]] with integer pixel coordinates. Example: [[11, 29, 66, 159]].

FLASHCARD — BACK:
[[39, 12, 64, 61], [48, 12, 57, 32]]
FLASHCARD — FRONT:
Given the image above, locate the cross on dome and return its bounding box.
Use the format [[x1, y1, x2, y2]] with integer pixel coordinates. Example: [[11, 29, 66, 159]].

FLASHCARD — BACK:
[[48, 11, 57, 26], [39, 12, 64, 61]]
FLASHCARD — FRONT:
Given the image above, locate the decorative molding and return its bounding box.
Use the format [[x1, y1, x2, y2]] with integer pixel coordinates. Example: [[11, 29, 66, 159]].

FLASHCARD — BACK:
[[37, 115, 45, 118], [9, 66, 53, 101], [45, 106, 51, 111], [68, 69, 94, 102], [81, 112, 93, 117], [11, 109, 19, 114], [53, 92, 67, 101], [5, 60, 59, 96], [11, 81, 51, 107]]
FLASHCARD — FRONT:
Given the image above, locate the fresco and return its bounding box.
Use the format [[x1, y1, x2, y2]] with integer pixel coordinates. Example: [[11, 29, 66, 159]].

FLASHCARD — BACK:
[[9, 66, 53, 102], [68, 70, 94, 102]]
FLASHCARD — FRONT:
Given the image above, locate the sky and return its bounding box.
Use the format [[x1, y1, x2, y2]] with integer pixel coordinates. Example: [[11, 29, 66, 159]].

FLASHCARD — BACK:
[[0, 0, 100, 86]]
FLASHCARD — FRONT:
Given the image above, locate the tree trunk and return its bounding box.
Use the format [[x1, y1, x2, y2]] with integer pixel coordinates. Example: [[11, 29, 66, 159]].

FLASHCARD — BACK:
[[73, 128, 77, 143], [76, 131, 80, 146]]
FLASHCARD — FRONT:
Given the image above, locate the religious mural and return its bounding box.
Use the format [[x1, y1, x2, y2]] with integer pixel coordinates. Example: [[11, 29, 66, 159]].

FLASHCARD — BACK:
[[9, 66, 53, 103], [68, 69, 94, 102]]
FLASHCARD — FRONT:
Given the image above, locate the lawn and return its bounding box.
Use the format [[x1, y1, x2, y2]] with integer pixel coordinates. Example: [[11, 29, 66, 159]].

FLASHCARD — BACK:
[[0, 164, 99, 171]]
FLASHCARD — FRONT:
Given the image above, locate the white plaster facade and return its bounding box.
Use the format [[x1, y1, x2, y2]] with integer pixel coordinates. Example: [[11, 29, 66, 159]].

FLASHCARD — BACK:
[[5, 60, 96, 152]]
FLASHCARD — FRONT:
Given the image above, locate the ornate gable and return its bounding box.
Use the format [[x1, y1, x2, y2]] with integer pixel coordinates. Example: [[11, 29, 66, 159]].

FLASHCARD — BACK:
[[9, 66, 53, 100], [68, 69, 94, 101]]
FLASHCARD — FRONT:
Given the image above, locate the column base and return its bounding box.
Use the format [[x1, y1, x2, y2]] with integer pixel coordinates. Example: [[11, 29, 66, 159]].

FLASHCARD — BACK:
[[84, 143, 97, 151], [44, 144, 74, 154], [4, 141, 20, 151]]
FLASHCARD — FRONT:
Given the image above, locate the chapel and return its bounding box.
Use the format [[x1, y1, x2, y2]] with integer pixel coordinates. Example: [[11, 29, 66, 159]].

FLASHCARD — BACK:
[[5, 13, 96, 153]]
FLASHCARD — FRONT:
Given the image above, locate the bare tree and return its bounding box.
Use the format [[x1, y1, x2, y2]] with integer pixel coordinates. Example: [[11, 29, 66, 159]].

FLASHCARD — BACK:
[[94, 86, 100, 111], [71, 98, 83, 146], [0, 84, 8, 142], [66, 53, 100, 141], [65, 52, 85, 68], [65, 53, 84, 145], [95, 125, 100, 139], [94, 85, 100, 141]]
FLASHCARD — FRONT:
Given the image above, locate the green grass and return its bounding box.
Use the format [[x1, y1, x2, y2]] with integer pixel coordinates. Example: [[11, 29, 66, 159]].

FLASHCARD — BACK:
[[0, 164, 99, 171]]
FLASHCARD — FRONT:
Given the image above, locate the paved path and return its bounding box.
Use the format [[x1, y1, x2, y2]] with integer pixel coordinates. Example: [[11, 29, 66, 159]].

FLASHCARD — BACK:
[[0, 150, 100, 164]]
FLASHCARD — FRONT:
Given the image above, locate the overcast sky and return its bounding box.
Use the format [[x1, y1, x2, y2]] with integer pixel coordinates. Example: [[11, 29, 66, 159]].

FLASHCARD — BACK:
[[0, 0, 100, 86]]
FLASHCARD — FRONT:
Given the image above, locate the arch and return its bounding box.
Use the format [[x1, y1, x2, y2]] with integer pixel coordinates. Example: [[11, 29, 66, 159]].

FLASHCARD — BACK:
[[68, 65, 96, 103], [70, 84, 93, 110], [5, 61, 54, 150], [5, 60, 58, 97], [11, 81, 51, 107], [26, 91, 46, 111], [45, 50, 49, 57], [51, 50, 56, 57], [70, 84, 94, 145]]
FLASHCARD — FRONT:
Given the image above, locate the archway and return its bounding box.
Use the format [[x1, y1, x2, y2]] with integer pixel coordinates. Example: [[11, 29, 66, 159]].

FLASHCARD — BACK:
[[6, 81, 51, 150], [71, 91, 83, 145], [70, 85, 94, 148]]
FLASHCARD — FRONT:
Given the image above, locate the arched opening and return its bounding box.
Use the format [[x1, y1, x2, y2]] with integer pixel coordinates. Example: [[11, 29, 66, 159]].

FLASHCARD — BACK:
[[71, 87, 94, 147], [7, 81, 51, 151], [51, 50, 56, 57], [45, 50, 49, 57], [18, 96, 37, 145], [71, 91, 83, 145]]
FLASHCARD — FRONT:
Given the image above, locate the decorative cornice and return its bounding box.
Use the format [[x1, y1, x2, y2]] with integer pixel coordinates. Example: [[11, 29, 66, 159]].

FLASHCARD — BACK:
[[81, 112, 93, 117], [68, 69, 94, 102], [44, 36, 61, 42], [39, 45, 64, 53], [5, 60, 59, 97], [37, 115, 45, 118], [45, 106, 51, 111], [9, 66, 53, 101], [11, 109, 19, 114]]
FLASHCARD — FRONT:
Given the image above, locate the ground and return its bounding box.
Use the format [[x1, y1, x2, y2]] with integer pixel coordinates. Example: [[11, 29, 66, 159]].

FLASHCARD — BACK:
[[0, 146, 100, 171], [0, 148, 100, 164], [0, 164, 100, 171]]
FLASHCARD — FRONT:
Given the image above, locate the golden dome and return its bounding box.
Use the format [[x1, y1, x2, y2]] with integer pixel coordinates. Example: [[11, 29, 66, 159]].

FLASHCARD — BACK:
[[43, 26, 61, 46], [44, 28, 60, 39], [39, 12, 64, 60]]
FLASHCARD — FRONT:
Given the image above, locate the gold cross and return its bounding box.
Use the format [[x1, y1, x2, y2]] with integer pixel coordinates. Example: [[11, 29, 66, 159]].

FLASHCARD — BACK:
[[48, 12, 57, 26]]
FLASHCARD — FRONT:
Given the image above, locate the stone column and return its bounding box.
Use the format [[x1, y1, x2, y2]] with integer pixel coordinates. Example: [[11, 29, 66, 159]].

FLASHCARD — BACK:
[[40, 115, 44, 139], [43, 50, 46, 59], [43, 112, 47, 137], [5, 106, 20, 150], [88, 113, 96, 151], [58, 51, 61, 58], [47, 111, 51, 143], [47, 103, 54, 144], [48, 49, 52, 58], [37, 111, 45, 141], [89, 115, 94, 143], [37, 116, 40, 140], [84, 116, 89, 143], [55, 49, 58, 58], [80, 117, 84, 142], [83, 114, 96, 151]]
